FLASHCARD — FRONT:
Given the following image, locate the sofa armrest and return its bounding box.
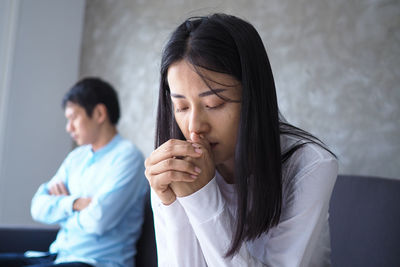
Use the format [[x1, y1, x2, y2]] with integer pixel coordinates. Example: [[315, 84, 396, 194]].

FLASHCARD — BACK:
[[0, 226, 58, 253], [136, 190, 157, 267]]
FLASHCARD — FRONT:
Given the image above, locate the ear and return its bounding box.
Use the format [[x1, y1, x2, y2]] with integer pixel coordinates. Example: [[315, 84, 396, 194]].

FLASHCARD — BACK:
[[93, 104, 108, 124]]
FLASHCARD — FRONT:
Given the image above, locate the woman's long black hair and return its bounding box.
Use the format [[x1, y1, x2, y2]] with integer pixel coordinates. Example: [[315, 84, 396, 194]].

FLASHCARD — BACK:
[[156, 13, 335, 257]]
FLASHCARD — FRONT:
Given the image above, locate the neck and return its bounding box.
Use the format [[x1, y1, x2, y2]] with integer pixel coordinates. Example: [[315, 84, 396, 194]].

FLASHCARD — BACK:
[[91, 124, 117, 152]]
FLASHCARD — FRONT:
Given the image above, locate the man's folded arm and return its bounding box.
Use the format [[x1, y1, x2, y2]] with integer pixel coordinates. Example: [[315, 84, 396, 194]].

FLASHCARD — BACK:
[[31, 183, 78, 224], [31, 158, 76, 224], [64, 149, 148, 235]]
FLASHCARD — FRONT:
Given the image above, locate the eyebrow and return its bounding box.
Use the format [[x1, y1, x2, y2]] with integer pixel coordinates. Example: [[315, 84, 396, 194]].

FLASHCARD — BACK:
[[171, 88, 227, 98]]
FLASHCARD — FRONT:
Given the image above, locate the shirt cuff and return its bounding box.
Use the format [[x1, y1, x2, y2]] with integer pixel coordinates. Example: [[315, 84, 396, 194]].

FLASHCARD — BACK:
[[157, 198, 190, 231], [178, 177, 225, 225], [58, 195, 79, 217]]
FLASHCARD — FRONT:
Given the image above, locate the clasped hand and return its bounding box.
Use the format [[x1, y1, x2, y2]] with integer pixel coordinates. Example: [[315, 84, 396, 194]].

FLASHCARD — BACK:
[[145, 133, 215, 205]]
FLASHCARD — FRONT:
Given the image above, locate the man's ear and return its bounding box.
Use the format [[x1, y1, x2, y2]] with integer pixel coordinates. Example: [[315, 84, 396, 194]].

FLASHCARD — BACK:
[[93, 104, 108, 124]]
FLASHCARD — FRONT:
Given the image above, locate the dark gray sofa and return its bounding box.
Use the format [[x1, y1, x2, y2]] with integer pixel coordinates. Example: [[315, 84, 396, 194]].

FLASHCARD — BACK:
[[329, 175, 400, 267]]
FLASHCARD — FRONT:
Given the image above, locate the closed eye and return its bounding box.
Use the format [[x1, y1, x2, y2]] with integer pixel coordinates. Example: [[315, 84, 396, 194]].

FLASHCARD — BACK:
[[175, 107, 188, 113], [206, 102, 225, 110]]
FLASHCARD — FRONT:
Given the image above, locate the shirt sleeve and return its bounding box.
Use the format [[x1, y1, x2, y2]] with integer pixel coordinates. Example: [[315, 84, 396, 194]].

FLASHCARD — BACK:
[[248, 159, 338, 267], [151, 189, 208, 267], [31, 155, 79, 224], [62, 149, 148, 235], [177, 178, 268, 266], [176, 157, 337, 267], [254, 158, 338, 267]]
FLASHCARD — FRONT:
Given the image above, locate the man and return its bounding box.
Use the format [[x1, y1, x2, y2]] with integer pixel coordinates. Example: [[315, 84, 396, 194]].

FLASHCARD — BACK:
[[0, 78, 148, 267]]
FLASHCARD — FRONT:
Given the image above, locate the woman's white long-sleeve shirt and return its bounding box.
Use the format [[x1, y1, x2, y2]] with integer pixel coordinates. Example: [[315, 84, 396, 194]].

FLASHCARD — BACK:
[[152, 135, 338, 267]]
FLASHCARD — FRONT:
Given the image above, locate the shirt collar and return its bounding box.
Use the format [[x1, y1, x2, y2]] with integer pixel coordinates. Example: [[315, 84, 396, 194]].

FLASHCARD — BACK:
[[88, 133, 121, 159]]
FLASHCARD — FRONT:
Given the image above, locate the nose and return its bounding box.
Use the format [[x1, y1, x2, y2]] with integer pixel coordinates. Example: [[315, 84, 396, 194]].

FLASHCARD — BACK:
[[65, 120, 73, 133], [188, 107, 210, 137]]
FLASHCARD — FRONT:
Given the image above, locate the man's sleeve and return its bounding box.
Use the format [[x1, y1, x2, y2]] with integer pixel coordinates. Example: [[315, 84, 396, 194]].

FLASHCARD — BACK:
[[31, 154, 79, 224], [63, 148, 148, 235]]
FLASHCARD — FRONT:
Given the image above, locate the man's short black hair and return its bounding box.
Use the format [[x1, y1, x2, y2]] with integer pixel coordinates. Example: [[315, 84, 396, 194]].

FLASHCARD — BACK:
[[62, 77, 120, 125]]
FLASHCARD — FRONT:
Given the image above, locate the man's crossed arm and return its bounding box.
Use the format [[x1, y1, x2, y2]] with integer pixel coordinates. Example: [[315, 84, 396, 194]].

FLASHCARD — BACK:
[[48, 182, 91, 211]]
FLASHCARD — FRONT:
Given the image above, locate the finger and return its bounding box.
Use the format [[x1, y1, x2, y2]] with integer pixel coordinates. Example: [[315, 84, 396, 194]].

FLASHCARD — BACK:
[[74, 198, 85, 211], [58, 183, 69, 195], [52, 183, 61, 195], [190, 132, 202, 143], [63, 184, 69, 195], [56, 183, 66, 195], [154, 139, 203, 163], [85, 198, 92, 206], [82, 198, 92, 208], [146, 173, 177, 205], [155, 187, 176, 205], [149, 158, 202, 176], [49, 185, 56, 195], [189, 133, 211, 151], [149, 171, 197, 190], [145, 139, 202, 167]]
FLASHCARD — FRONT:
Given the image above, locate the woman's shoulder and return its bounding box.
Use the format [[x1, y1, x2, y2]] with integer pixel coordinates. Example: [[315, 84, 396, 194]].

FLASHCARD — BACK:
[[281, 134, 338, 185]]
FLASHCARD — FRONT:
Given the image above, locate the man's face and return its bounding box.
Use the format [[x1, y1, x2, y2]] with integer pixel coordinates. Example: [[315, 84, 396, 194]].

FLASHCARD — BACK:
[[64, 102, 99, 146]]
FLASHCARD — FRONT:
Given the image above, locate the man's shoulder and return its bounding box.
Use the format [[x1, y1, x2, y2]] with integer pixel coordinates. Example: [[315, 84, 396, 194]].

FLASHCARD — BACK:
[[113, 137, 144, 162], [66, 144, 91, 159]]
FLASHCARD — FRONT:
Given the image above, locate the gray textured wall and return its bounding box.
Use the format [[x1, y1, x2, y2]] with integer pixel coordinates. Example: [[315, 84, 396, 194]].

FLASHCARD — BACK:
[[0, 0, 85, 225], [80, 0, 400, 179]]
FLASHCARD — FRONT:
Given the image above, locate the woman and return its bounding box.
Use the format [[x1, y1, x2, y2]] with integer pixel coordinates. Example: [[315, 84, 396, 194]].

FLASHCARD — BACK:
[[145, 13, 338, 266]]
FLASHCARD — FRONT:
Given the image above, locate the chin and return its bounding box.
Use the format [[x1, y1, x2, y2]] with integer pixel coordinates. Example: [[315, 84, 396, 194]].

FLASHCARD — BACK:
[[74, 139, 83, 146], [213, 154, 225, 165], [214, 152, 235, 166]]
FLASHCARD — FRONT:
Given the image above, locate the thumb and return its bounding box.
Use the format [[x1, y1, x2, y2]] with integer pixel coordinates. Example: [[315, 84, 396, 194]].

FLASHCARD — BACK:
[[190, 132, 202, 143], [190, 133, 211, 151]]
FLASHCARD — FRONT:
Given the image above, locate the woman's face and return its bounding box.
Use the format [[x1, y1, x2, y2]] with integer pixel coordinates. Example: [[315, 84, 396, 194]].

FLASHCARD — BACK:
[[167, 60, 242, 168]]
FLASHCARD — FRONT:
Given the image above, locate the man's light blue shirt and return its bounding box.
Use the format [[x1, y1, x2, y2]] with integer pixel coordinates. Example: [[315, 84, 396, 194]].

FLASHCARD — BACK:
[[31, 134, 148, 267]]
